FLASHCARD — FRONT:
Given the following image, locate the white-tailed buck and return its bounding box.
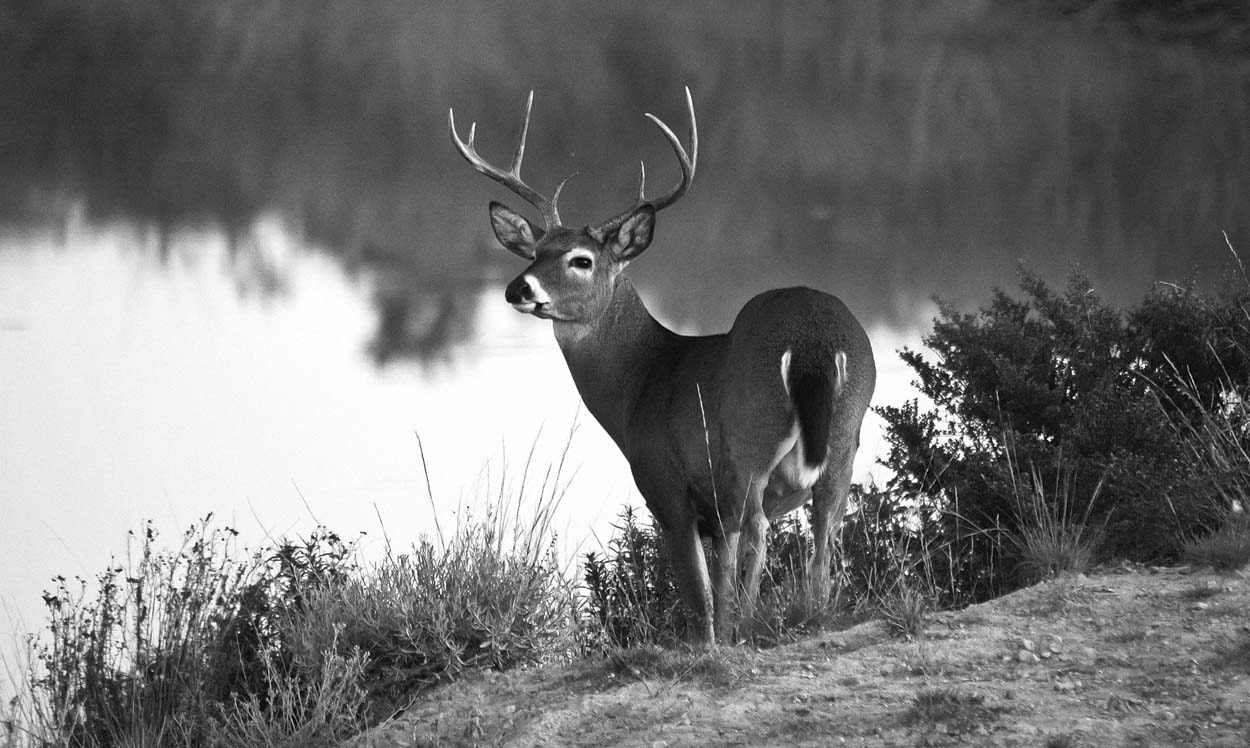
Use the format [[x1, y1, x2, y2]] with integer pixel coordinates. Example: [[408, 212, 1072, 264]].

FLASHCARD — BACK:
[[450, 88, 875, 642]]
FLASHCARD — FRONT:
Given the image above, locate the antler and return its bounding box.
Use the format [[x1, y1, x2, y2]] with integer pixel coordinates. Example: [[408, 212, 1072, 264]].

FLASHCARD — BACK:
[[449, 92, 567, 228], [598, 86, 698, 234]]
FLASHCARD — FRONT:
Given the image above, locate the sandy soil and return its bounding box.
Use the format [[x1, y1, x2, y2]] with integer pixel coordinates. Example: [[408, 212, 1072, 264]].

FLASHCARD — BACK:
[[342, 565, 1249, 747]]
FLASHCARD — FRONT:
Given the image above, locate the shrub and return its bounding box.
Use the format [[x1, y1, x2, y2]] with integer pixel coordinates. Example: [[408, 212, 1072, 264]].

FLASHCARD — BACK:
[[285, 518, 580, 712], [15, 494, 580, 747], [581, 507, 698, 649], [879, 267, 1250, 601], [17, 518, 364, 748]]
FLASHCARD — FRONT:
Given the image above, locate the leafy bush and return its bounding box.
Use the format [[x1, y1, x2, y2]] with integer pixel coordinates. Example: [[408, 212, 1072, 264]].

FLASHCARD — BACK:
[[15, 518, 364, 748], [581, 507, 698, 649], [879, 266, 1250, 600]]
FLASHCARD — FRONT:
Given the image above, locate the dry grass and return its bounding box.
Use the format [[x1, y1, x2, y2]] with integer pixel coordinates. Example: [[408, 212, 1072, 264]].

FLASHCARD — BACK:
[[1005, 456, 1104, 584], [1183, 511, 1250, 572]]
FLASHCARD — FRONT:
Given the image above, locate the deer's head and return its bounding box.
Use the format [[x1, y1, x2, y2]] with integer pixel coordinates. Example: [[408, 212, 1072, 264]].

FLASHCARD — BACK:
[[450, 89, 697, 324]]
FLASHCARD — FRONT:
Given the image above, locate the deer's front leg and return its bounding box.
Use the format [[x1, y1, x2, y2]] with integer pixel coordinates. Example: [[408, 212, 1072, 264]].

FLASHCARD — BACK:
[[707, 529, 740, 643], [659, 512, 716, 643]]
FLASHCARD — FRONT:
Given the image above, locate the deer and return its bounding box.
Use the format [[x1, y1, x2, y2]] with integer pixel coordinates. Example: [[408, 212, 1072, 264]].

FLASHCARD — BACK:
[[449, 88, 876, 643]]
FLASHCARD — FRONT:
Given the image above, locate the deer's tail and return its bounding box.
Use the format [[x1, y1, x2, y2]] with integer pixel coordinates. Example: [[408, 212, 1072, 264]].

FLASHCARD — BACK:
[[782, 348, 846, 473]]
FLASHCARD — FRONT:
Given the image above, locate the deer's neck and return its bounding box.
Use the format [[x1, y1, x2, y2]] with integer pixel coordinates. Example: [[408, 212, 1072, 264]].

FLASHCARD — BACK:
[[552, 276, 674, 449]]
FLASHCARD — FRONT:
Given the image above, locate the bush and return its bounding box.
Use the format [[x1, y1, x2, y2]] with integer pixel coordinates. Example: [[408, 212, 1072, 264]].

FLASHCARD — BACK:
[[879, 266, 1250, 601], [15, 519, 365, 748], [285, 518, 580, 713], [581, 507, 700, 649], [13, 497, 581, 747]]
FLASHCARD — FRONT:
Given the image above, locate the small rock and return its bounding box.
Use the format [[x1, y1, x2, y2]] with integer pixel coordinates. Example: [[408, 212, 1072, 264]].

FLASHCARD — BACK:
[[1018, 650, 1041, 664], [1159, 710, 1177, 721], [1018, 637, 1036, 652], [1044, 635, 1064, 653], [1192, 602, 1210, 611]]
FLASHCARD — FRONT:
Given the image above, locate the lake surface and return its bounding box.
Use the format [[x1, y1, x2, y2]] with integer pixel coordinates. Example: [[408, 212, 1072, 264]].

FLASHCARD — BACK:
[[2, 1, 1247, 669]]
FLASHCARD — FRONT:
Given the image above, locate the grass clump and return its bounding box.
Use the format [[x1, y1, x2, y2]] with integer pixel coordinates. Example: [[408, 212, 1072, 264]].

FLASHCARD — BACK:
[[878, 584, 932, 640], [7, 518, 368, 748], [1182, 509, 1250, 571], [603, 645, 760, 691], [1006, 461, 1104, 585], [904, 687, 1008, 734], [286, 517, 580, 712], [7, 457, 581, 747]]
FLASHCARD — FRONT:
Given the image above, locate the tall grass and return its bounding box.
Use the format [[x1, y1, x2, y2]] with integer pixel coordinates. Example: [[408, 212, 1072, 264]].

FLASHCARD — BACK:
[[1003, 457, 1105, 584], [1157, 264, 1250, 571], [4, 435, 584, 747]]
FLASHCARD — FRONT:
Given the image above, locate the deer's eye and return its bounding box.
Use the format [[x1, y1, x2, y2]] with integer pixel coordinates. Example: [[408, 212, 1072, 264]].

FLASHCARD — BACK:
[[569, 256, 593, 270]]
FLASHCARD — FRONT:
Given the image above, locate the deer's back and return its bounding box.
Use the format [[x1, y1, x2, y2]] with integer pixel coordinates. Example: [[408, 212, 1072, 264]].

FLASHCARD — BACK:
[[621, 287, 874, 533]]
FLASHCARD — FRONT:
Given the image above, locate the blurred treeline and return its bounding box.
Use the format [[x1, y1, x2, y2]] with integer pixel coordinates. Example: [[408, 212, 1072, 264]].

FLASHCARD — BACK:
[[1, 0, 1248, 333]]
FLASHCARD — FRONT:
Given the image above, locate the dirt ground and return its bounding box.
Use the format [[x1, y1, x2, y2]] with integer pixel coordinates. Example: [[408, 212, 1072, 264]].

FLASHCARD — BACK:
[[342, 566, 1250, 747]]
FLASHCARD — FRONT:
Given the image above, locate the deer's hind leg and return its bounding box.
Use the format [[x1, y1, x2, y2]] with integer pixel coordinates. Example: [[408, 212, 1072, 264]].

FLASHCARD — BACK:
[[807, 446, 854, 604], [735, 474, 773, 637]]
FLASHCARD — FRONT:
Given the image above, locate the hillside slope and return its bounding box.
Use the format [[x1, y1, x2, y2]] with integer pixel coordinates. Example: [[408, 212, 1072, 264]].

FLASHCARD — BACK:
[[343, 566, 1249, 747]]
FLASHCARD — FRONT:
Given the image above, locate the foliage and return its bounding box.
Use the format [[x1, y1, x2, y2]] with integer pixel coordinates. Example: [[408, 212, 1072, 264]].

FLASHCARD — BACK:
[[1006, 459, 1104, 584], [285, 518, 581, 713], [580, 507, 698, 649], [11, 500, 580, 747], [879, 266, 1250, 601], [1182, 510, 1250, 572], [12, 518, 363, 748]]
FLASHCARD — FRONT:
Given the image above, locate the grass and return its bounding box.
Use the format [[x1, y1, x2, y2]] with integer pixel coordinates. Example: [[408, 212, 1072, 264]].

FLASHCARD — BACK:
[[602, 644, 761, 693], [2, 432, 584, 748], [878, 584, 932, 640], [1182, 509, 1250, 572], [1004, 452, 1104, 584], [904, 687, 1008, 734]]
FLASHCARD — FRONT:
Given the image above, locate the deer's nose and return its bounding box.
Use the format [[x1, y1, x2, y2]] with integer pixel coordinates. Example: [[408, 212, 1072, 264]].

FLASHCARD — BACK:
[[505, 276, 532, 304]]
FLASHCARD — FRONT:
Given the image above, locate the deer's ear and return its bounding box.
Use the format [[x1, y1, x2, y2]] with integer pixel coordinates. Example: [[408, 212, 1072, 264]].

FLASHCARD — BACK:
[[605, 205, 655, 262], [489, 202, 542, 260]]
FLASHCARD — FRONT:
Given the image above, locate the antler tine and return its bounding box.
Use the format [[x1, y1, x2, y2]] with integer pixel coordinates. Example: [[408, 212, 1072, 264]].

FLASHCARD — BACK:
[[640, 85, 698, 212], [596, 87, 698, 236], [510, 91, 532, 176], [449, 91, 561, 228]]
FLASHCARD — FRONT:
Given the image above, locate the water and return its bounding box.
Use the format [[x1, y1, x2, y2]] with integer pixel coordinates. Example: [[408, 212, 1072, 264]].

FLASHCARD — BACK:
[[2, 0, 1248, 673]]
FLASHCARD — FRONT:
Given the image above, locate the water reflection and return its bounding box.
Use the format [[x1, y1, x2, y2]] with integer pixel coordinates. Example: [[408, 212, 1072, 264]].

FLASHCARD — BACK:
[[3, 1, 1246, 361]]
